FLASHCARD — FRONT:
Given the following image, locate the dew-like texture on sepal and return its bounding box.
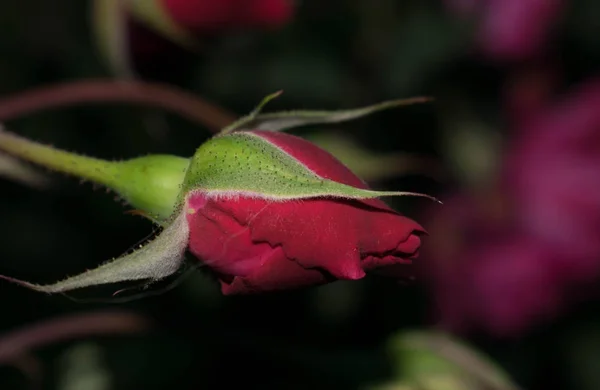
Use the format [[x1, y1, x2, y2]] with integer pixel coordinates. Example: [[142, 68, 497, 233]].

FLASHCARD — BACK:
[[183, 131, 438, 202]]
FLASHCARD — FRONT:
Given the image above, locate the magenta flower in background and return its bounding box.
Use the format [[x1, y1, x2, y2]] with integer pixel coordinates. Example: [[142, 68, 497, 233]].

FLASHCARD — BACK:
[[424, 192, 567, 336], [444, 0, 563, 61], [508, 79, 600, 272], [424, 79, 600, 337]]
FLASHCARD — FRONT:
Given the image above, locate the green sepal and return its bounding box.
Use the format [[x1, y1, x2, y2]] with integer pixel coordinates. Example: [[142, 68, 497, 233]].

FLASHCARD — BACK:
[[221, 94, 433, 134], [183, 131, 440, 203], [0, 210, 190, 294]]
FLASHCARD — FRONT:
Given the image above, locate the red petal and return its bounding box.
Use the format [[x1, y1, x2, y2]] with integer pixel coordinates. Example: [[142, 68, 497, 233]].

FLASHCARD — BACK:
[[220, 245, 328, 295]]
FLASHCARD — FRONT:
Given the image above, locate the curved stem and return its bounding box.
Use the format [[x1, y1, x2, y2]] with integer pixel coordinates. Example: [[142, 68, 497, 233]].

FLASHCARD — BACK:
[[0, 79, 237, 132], [0, 311, 151, 363]]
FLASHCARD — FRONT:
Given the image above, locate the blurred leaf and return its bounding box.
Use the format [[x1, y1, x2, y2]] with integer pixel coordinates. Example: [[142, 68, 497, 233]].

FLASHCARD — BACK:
[[56, 343, 111, 390], [376, 330, 519, 390]]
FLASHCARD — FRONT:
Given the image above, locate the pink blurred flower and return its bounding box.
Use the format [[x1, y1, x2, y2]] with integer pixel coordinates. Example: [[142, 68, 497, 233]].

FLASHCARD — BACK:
[[425, 79, 600, 337], [509, 79, 600, 263], [445, 0, 563, 61], [424, 192, 566, 336]]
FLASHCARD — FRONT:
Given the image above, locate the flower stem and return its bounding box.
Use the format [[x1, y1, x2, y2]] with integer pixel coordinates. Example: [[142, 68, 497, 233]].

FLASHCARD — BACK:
[[0, 127, 189, 222], [0, 129, 120, 186]]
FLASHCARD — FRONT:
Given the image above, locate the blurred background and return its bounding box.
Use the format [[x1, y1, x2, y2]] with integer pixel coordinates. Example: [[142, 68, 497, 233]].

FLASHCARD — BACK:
[[1, 0, 600, 389]]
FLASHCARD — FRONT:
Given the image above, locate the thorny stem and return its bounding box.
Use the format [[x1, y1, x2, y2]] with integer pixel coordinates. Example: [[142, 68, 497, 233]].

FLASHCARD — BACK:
[[0, 79, 237, 132]]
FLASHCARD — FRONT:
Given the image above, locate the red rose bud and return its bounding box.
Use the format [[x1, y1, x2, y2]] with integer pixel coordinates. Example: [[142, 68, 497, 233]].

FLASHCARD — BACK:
[[185, 131, 426, 294], [0, 97, 437, 296]]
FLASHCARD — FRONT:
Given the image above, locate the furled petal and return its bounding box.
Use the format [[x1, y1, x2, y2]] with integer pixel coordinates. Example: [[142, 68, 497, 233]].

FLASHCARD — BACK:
[[219, 246, 329, 295]]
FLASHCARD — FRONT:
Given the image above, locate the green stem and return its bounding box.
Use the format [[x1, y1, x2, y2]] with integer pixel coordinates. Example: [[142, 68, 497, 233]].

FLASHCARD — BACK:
[[0, 130, 120, 187], [0, 129, 190, 223]]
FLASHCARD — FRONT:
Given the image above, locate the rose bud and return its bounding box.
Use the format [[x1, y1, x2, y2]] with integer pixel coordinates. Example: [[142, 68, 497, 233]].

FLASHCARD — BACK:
[[0, 97, 438, 296]]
